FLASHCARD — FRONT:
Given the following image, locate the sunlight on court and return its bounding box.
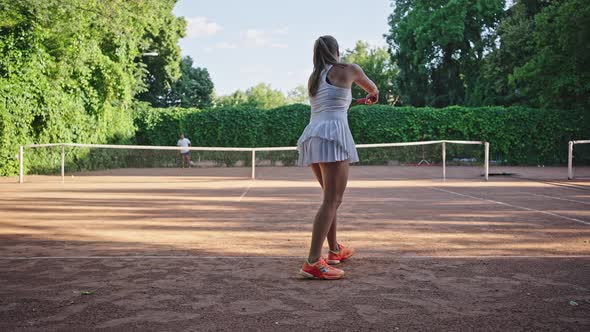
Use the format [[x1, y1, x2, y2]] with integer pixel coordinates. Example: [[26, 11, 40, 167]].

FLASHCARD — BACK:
[[2, 170, 589, 259]]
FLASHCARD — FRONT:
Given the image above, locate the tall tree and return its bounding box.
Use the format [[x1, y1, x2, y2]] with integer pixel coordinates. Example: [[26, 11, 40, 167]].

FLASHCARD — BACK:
[[511, 0, 590, 110], [341, 41, 399, 104], [0, 0, 184, 175], [467, 0, 551, 106], [135, 4, 186, 106], [165, 56, 214, 108], [386, 0, 505, 107]]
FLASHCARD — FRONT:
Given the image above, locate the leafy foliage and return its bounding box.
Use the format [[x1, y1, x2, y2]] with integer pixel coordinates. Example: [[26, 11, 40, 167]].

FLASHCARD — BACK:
[[165, 56, 214, 108], [0, 0, 183, 175], [386, 0, 506, 107], [341, 41, 399, 104], [214, 83, 289, 110], [465, 1, 540, 106], [386, 0, 590, 111], [134, 104, 589, 166], [510, 0, 590, 110], [286, 85, 309, 105], [133, 7, 186, 106]]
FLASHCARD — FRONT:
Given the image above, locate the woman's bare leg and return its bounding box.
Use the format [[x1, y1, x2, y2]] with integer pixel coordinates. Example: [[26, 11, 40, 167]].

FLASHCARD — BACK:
[[307, 161, 349, 263], [310, 164, 339, 251]]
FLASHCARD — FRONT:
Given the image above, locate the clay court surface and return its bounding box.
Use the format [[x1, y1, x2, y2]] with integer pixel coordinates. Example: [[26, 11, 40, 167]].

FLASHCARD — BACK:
[[1, 166, 589, 331]]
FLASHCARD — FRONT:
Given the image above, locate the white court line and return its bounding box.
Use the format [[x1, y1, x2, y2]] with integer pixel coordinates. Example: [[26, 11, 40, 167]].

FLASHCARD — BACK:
[[1, 255, 590, 260], [524, 193, 590, 206], [238, 181, 254, 202], [431, 187, 590, 226]]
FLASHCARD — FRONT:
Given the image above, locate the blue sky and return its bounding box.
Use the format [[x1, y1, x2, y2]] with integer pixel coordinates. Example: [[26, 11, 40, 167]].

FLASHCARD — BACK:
[[172, 0, 392, 95]]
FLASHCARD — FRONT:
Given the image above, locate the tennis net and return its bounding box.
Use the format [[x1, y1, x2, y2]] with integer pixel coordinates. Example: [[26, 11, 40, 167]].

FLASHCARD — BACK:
[[254, 140, 488, 180], [19, 144, 253, 182], [18, 140, 489, 183]]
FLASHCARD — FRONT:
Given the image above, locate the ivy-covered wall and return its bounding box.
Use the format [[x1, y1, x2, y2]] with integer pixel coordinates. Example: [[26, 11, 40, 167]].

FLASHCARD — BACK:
[[134, 104, 589, 166]]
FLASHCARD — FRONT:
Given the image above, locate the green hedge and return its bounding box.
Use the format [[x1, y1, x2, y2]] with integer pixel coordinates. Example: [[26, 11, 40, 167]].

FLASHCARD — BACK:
[[4, 103, 587, 176], [134, 104, 590, 166], [133, 102, 311, 148]]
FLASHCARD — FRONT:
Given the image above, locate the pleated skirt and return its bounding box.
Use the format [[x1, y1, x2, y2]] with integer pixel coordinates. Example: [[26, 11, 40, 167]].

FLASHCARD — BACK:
[[297, 136, 359, 166], [296, 111, 360, 166]]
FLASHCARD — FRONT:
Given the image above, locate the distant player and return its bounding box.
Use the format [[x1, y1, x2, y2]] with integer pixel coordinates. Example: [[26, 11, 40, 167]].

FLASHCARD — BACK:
[[177, 133, 191, 168]]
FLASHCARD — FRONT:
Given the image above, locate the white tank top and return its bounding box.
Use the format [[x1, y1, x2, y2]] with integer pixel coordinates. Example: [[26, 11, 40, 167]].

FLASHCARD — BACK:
[[309, 64, 352, 115]]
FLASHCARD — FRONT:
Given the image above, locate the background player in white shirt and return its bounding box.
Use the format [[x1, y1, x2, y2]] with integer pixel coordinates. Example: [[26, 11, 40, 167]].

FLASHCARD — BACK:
[[177, 133, 192, 168]]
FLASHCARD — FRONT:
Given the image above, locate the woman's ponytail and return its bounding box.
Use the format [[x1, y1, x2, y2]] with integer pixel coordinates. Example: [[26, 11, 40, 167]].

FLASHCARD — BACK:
[[308, 36, 341, 96]]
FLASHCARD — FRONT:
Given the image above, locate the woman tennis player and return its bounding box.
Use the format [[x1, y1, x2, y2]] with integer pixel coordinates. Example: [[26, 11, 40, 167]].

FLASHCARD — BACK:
[[298, 35, 378, 280]]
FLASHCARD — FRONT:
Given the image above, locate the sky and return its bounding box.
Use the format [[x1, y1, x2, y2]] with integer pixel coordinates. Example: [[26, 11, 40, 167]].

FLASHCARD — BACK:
[[172, 0, 392, 96]]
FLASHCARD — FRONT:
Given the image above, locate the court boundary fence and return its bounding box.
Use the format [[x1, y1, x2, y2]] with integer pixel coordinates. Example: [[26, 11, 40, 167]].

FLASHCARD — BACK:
[[18, 140, 490, 183]]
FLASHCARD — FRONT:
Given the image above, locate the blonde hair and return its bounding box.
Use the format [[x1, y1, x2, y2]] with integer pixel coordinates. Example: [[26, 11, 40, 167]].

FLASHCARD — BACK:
[[308, 35, 342, 96]]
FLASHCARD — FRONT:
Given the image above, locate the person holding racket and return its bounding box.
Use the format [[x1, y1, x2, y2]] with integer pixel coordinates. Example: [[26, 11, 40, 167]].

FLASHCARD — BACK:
[[297, 35, 379, 280]]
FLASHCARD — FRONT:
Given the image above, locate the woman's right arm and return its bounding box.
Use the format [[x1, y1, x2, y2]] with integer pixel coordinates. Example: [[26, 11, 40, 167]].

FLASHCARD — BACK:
[[350, 64, 379, 102]]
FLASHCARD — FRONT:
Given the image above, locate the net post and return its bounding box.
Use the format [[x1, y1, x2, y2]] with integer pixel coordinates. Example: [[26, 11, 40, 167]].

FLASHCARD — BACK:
[[61, 144, 65, 183], [442, 141, 446, 181], [568, 141, 574, 179], [251, 149, 256, 180], [19, 145, 24, 184], [484, 142, 490, 181]]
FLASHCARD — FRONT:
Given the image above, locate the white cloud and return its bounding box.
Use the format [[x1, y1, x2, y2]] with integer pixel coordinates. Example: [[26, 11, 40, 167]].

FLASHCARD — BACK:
[[215, 41, 238, 49], [241, 29, 288, 49], [242, 29, 270, 46], [185, 17, 222, 38]]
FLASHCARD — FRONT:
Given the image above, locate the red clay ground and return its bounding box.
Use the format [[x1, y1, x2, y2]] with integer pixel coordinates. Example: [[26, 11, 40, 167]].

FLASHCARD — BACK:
[[1, 166, 589, 331]]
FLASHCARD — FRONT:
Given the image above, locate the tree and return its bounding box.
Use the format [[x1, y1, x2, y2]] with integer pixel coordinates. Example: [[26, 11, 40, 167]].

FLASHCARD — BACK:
[[245, 83, 288, 109], [466, 0, 551, 106], [135, 4, 186, 106], [287, 85, 309, 104], [386, 0, 505, 107], [341, 41, 399, 104], [165, 56, 214, 108], [0, 0, 183, 175], [511, 0, 590, 110], [214, 90, 249, 108], [215, 83, 288, 109]]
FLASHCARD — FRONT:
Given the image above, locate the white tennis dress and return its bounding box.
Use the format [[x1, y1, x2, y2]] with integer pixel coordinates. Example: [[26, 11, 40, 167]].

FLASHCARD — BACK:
[[297, 64, 360, 166]]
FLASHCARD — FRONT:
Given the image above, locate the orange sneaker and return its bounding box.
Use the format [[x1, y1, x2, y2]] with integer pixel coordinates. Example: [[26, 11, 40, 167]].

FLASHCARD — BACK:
[[299, 257, 344, 280], [327, 243, 355, 265]]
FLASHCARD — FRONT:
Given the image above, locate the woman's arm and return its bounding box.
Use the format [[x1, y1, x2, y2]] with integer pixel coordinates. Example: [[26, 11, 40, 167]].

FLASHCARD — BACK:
[[350, 64, 379, 102]]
